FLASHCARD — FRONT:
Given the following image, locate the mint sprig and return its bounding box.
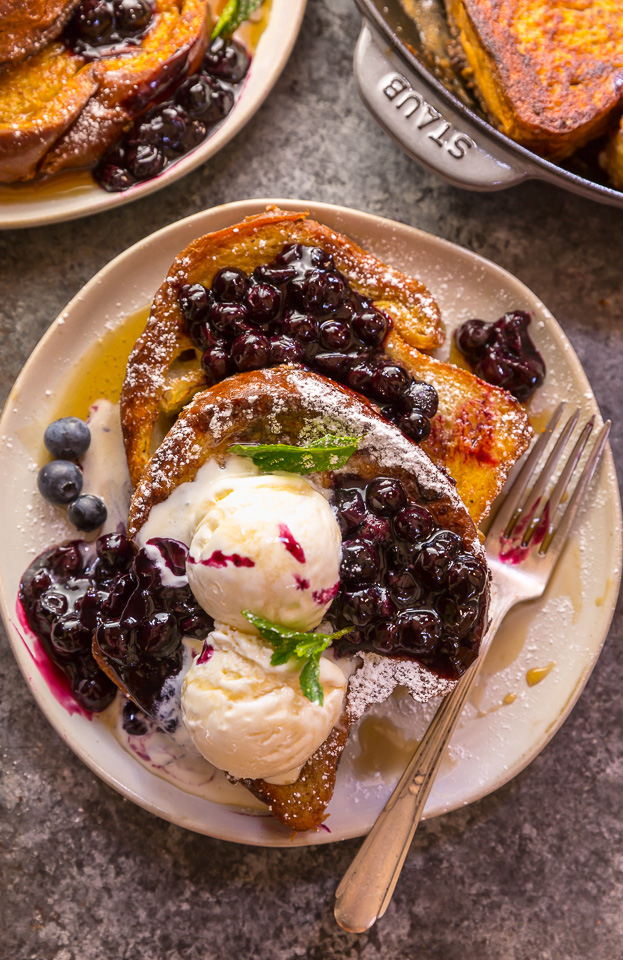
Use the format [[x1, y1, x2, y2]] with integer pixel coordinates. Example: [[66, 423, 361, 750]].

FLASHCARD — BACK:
[[230, 435, 361, 474], [243, 610, 352, 705], [211, 0, 264, 38]]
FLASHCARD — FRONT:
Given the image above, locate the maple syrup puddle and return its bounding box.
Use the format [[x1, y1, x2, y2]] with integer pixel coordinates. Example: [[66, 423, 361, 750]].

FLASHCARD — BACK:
[[526, 662, 555, 687]]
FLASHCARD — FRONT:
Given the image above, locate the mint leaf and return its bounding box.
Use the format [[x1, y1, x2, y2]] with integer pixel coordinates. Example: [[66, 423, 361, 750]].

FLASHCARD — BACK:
[[299, 659, 324, 706], [242, 610, 352, 703], [211, 0, 264, 38], [230, 434, 361, 474]]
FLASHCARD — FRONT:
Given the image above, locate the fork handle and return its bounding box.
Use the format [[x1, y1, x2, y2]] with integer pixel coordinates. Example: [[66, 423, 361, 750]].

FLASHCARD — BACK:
[[334, 591, 514, 933]]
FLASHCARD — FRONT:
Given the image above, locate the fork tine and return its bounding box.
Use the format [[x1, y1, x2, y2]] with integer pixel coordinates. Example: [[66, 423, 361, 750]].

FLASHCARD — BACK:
[[537, 416, 595, 543], [490, 402, 565, 541], [539, 420, 611, 556], [520, 408, 580, 546]]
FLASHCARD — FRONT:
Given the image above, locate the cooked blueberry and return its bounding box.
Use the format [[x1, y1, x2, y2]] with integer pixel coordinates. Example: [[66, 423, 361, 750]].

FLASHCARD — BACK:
[[384, 541, 414, 570], [386, 569, 423, 607], [437, 597, 478, 639], [140, 105, 187, 153], [253, 262, 297, 285], [353, 309, 389, 346], [393, 505, 434, 543], [357, 514, 391, 544], [308, 246, 334, 269], [268, 336, 304, 365], [281, 312, 318, 344], [209, 301, 249, 337], [49, 542, 84, 578], [346, 358, 376, 392], [399, 410, 431, 443], [333, 488, 366, 533], [37, 590, 69, 624], [246, 283, 281, 322], [340, 539, 379, 584], [366, 477, 406, 517], [68, 495, 107, 532], [73, 671, 116, 712], [323, 274, 345, 309], [319, 319, 350, 350], [372, 363, 411, 401], [413, 531, 463, 587], [402, 381, 439, 418], [212, 267, 249, 303], [231, 331, 270, 371], [293, 270, 328, 311], [38, 461, 83, 505], [51, 615, 92, 656], [24, 569, 52, 602], [125, 142, 165, 180], [447, 556, 488, 601], [73, 0, 114, 43], [181, 118, 208, 151], [44, 417, 91, 461], [454, 318, 490, 359], [176, 75, 232, 125], [397, 610, 442, 654], [370, 619, 399, 653], [95, 163, 135, 193], [122, 699, 150, 736], [113, 0, 152, 34], [137, 612, 180, 658], [313, 353, 352, 378], [342, 585, 394, 625], [96, 621, 135, 661], [179, 283, 210, 327], [204, 36, 250, 83], [201, 346, 231, 384], [179, 611, 212, 641]]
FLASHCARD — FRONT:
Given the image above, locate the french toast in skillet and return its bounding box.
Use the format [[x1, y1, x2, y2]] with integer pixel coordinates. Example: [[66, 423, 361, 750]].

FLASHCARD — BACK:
[[0, 0, 81, 69], [0, 0, 209, 182], [99, 367, 490, 831], [447, 0, 623, 160], [121, 208, 532, 529]]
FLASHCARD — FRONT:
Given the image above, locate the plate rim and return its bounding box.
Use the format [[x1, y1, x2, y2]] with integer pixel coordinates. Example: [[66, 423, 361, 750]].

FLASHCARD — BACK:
[[1, 197, 621, 847], [0, 0, 307, 231]]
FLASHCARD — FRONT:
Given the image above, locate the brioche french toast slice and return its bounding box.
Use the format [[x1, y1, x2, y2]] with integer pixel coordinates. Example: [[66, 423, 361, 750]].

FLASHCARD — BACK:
[[0, 43, 96, 182], [121, 207, 531, 529], [447, 0, 623, 160], [0, 0, 209, 182], [96, 367, 490, 830], [0, 0, 81, 69]]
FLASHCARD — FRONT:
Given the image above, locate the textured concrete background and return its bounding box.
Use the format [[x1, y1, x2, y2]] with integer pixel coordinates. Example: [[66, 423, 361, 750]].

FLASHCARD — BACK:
[[1, 2, 622, 958]]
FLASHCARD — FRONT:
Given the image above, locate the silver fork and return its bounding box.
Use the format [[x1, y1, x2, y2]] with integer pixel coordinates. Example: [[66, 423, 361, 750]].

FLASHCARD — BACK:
[[334, 403, 612, 933]]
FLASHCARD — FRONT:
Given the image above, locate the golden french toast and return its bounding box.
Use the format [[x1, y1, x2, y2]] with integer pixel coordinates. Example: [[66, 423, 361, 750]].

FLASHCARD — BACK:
[[0, 0, 209, 183], [121, 208, 531, 529], [107, 367, 489, 830], [447, 0, 623, 160], [0, 0, 81, 69]]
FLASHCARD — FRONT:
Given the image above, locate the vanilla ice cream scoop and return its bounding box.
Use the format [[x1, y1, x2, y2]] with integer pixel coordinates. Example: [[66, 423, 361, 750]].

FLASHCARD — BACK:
[[186, 473, 341, 632], [181, 623, 347, 783]]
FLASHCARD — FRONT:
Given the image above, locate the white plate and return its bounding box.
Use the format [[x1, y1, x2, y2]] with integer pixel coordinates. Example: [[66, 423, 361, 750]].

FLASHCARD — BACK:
[[0, 2, 306, 230], [0, 199, 621, 847]]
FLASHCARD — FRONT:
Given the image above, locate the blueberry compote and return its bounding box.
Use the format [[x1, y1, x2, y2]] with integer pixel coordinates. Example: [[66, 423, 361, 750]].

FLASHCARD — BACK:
[[455, 311, 546, 402], [65, 0, 155, 57], [178, 244, 439, 442], [327, 475, 488, 680], [19, 534, 212, 715], [93, 36, 250, 192]]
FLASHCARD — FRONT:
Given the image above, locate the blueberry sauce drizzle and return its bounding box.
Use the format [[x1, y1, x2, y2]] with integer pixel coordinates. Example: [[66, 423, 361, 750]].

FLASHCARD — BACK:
[[178, 244, 440, 442], [327, 475, 488, 680], [19, 534, 213, 714], [455, 311, 546, 402], [93, 36, 250, 192], [278, 524, 306, 564], [65, 0, 155, 58]]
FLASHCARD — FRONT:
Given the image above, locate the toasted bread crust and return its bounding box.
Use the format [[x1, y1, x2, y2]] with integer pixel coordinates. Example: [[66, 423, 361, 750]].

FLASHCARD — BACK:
[[122, 366, 487, 831], [0, 0, 81, 69], [121, 208, 445, 487], [447, 0, 623, 160]]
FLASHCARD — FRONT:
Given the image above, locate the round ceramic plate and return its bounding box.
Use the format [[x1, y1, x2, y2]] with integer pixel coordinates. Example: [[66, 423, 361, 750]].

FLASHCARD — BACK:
[[0, 1, 306, 230], [0, 199, 620, 847]]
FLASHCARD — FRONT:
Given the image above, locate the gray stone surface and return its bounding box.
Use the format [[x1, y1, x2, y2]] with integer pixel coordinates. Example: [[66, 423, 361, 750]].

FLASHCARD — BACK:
[[1, 2, 622, 958]]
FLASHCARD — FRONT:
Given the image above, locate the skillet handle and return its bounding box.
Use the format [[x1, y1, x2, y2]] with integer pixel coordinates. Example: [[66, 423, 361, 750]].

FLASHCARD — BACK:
[[354, 22, 530, 191]]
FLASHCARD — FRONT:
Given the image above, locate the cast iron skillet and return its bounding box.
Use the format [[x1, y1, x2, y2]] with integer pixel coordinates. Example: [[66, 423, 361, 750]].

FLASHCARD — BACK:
[[353, 0, 623, 207]]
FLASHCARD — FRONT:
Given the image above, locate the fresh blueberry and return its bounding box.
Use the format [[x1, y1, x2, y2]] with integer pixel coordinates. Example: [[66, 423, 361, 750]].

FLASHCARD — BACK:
[[68, 494, 107, 532], [44, 417, 91, 461], [38, 461, 83, 505]]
